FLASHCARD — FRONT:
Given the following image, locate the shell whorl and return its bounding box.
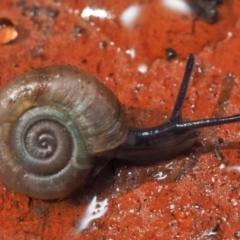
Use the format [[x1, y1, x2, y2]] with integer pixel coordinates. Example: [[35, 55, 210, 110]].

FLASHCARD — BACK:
[[0, 65, 128, 200]]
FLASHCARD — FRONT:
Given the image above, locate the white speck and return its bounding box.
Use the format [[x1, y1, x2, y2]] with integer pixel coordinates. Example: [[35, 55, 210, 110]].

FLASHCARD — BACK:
[[227, 32, 233, 38], [155, 171, 167, 180], [126, 48, 136, 59], [135, 83, 144, 89], [194, 204, 201, 209], [169, 204, 175, 210], [120, 4, 142, 27], [129, 209, 134, 213], [137, 64, 148, 73], [78, 196, 108, 232], [157, 186, 163, 193], [74, 9, 80, 15], [161, 0, 191, 13], [165, 162, 173, 169], [219, 163, 226, 169], [81, 6, 114, 19], [211, 66, 216, 70], [197, 66, 203, 73], [208, 229, 218, 236], [226, 166, 240, 173], [232, 199, 238, 206], [142, 131, 150, 136], [190, 104, 195, 113], [221, 217, 226, 222]]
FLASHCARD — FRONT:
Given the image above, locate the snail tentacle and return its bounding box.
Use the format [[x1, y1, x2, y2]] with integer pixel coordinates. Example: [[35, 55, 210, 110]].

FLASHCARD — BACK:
[[170, 53, 195, 121], [117, 54, 240, 164]]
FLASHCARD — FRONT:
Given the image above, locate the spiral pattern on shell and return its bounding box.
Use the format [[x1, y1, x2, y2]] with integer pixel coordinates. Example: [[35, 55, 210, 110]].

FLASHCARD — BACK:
[[0, 65, 128, 200]]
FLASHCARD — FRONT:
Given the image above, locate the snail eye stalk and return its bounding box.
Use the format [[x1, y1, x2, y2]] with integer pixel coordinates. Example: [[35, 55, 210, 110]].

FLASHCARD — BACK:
[[175, 55, 240, 131], [170, 54, 195, 122], [116, 53, 240, 164]]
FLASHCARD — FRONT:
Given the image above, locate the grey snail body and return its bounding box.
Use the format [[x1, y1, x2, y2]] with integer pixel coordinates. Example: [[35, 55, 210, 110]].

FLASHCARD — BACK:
[[1, 54, 240, 200]]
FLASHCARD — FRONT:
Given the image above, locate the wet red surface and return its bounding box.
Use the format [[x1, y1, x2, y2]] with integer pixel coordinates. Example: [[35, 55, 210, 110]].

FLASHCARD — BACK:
[[1, 0, 240, 239]]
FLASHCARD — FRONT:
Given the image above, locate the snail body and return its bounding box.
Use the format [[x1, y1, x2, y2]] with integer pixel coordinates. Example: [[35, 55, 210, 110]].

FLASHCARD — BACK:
[[1, 55, 240, 200]]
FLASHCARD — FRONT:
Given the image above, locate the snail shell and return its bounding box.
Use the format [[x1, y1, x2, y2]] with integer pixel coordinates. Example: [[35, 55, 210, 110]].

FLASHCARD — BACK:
[[0, 65, 128, 200]]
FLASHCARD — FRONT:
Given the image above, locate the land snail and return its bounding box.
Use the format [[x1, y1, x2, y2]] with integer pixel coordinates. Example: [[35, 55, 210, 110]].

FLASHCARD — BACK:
[[0, 54, 239, 200]]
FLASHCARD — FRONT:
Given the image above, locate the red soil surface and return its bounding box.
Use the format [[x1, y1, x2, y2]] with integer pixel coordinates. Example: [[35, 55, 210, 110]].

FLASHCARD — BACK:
[[0, 0, 240, 239]]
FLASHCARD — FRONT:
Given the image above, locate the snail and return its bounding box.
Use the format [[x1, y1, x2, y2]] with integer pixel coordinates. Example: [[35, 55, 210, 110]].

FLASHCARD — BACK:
[[0, 54, 239, 200]]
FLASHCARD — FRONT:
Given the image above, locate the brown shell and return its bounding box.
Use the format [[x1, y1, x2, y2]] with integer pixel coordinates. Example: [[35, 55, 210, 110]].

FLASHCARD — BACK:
[[0, 65, 128, 200]]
